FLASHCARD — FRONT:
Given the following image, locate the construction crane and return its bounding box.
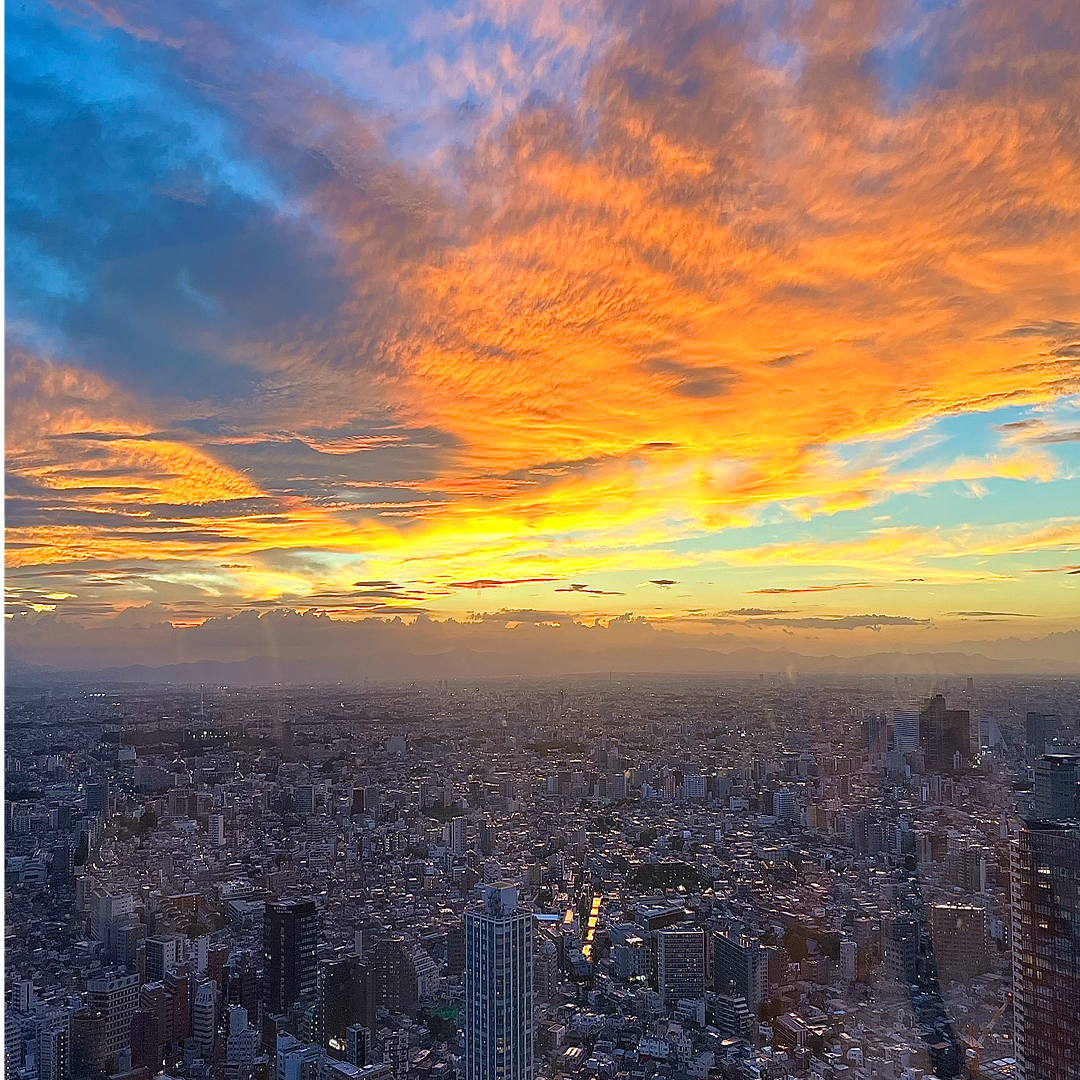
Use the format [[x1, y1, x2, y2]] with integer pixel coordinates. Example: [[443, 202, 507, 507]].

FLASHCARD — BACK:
[[964, 993, 1012, 1079]]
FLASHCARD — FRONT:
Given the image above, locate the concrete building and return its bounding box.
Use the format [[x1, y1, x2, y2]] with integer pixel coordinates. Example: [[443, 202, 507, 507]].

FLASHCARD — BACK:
[[657, 926, 705, 1007], [193, 980, 216, 1057], [839, 938, 857, 982], [1012, 820, 1080, 1080], [38, 1016, 71, 1080], [207, 812, 225, 846], [930, 904, 989, 985], [893, 708, 921, 753], [464, 882, 533, 1080], [920, 695, 971, 773], [144, 935, 182, 983], [1034, 754, 1080, 821], [369, 936, 416, 1017], [264, 898, 318, 1016], [86, 972, 140, 1069], [712, 930, 766, 1011], [226, 1005, 258, 1065], [1026, 712, 1059, 756]]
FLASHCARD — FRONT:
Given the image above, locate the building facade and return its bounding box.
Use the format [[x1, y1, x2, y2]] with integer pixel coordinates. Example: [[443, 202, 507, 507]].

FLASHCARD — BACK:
[[464, 883, 534, 1080], [657, 926, 705, 1006], [1011, 820, 1080, 1080], [264, 899, 319, 1016]]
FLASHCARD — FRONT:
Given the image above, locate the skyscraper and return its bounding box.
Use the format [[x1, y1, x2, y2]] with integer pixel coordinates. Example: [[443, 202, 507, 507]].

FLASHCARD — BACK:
[[712, 929, 766, 1010], [892, 708, 920, 753], [317, 953, 370, 1048], [1034, 754, 1080, 821], [264, 899, 318, 1016], [919, 695, 971, 773], [464, 883, 533, 1080], [207, 813, 225, 846], [86, 973, 140, 1070], [369, 936, 417, 1017], [1026, 712, 1059, 756], [656, 926, 705, 1006], [145, 935, 182, 983], [193, 981, 216, 1057], [1011, 820, 1080, 1080], [930, 904, 989, 985]]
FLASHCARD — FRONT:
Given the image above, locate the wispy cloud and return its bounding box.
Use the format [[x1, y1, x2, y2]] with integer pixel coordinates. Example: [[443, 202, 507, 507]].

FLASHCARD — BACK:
[[6, 0, 1080, 636]]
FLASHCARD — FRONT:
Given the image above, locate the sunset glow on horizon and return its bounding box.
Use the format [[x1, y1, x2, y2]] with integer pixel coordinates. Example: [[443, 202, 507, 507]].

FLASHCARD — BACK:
[[6, 0, 1080, 661]]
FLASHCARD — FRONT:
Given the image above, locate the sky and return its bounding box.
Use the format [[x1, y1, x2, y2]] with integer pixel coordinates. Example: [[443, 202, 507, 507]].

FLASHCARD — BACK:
[[5, 0, 1080, 672]]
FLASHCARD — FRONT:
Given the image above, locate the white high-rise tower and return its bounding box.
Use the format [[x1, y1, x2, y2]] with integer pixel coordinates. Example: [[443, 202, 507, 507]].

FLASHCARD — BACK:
[[464, 883, 534, 1080], [892, 708, 920, 753]]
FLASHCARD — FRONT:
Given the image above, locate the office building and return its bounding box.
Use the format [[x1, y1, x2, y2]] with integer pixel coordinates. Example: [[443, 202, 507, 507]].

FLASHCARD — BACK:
[[446, 816, 468, 855], [130, 1010, 163, 1074], [1011, 820, 1080, 1080], [683, 774, 706, 800], [87, 972, 140, 1068], [884, 915, 919, 984], [207, 812, 225, 846], [713, 930, 767, 1010], [90, 893, 134, 958], [893, 708, 920, 753], [346, 1024, 370, 1067], [919, 695, 971, 773], [145, 935, 182, 983], [1026, 712, 1059, 756], [277, 1032, 324, 1080], [318, 953, 370, 1048], [114, 917, 144, 972], [369, 937, 416, 1017], [930, 904, 989, 984], [978, 714, 1005, 751], [657, 926, 705, 1006], [1034, 754, 1080, 821], [295, 785, 315, 816], [193, 981, 216, 1057], [264, 899, 319, 1015], [226, 1006, 258, 1065], [85, 780, 109, 816], [464, 883, 533, 1080], [38, 1016, 70, 1080], [772, 788, 797, 823]]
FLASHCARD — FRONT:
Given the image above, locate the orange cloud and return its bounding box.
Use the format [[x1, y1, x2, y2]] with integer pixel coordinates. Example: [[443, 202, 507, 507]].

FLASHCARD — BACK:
[[8, 0, 1080, 625]]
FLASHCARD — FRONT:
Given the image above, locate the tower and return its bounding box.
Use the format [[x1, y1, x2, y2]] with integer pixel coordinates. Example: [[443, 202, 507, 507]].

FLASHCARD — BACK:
[[263, 899, 318, 1016], [1034, 754, 1080, 821], [656, 927, 706, 1007], [892, 708, 920, 753], [919, 695, 971, 773], [464, 883, 534, 1080], [193, 981, 216, 1057], [1011, 820, 1080, 1080]]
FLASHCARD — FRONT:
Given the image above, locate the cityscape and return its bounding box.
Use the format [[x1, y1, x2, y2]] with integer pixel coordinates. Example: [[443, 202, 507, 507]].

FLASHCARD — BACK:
[[5, 673, 1079, 1080]]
